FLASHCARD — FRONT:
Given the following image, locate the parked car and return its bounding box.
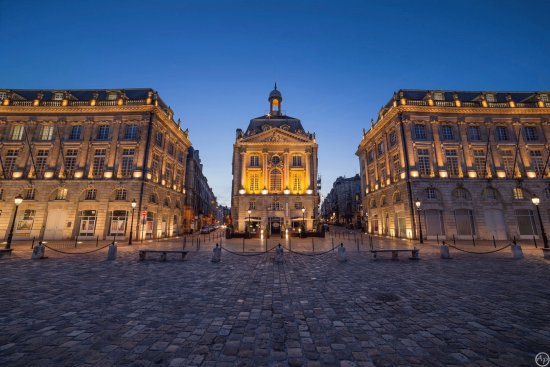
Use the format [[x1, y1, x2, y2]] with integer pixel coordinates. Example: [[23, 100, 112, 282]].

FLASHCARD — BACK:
[[200, 225, 213, 234]]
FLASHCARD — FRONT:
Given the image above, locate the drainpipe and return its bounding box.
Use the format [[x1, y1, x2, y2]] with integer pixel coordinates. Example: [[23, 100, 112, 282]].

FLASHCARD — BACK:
[[399, 113, 417, 239]]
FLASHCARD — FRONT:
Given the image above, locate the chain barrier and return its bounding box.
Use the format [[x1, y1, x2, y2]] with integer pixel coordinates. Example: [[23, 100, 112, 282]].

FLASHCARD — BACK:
[[447, 244, 512, 254], [220, 245, 279, 257], [42, 243, 112, 255], [281, 245, 336, 257]]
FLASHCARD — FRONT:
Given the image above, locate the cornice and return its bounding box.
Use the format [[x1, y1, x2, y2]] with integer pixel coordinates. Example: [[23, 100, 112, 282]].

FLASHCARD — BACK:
[[0, 105, 155, 115]]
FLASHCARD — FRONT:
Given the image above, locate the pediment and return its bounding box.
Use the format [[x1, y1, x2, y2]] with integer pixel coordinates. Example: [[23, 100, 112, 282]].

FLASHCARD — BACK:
[[240, 128, 311, 143]]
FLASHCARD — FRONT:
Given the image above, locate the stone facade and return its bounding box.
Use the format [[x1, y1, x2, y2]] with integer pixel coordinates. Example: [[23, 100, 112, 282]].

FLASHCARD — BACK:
[[183, 146, 218, 232], [321, 174, 362, 226], [356, 90, 550, 241], [231, 86, 319, 235], [0, 88, 191, 241]]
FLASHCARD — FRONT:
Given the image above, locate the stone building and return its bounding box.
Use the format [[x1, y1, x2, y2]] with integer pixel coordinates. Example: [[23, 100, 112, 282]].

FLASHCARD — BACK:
[[0, 88, 191, 241], [321, 174, 362, 226], [183, 146, 218, 232], [231, 85, 319, 235], [356, 90, 550, 241]]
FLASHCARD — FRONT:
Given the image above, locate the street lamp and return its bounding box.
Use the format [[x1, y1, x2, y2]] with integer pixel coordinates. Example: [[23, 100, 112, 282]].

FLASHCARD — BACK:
[[247, 209, 252, 233], [129, 199, 137, 245], [6, 194, 23, 249], [415, 198, 424, 244], [302, 207, 306, 229], [532, 195, 548, 248]]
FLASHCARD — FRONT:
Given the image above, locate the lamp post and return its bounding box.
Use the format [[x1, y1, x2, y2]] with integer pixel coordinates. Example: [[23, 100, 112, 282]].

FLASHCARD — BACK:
[[532, 195, 548, 248], [6, 194, 23, 249], [415, 198, 423, 244], [129, 199, 137, 245], [247, 209, 251, 234]]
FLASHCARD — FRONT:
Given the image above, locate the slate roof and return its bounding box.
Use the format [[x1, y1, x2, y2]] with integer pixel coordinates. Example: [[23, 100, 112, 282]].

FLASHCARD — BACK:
[[0, 88, 169, 109], [245, 114, 305, 135]]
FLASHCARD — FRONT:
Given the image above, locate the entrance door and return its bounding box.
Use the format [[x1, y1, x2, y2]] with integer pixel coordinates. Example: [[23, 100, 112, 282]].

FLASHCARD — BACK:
[[484, 209, 507, 240], [270, 217, 281, 235], [44, 209, 67, 240], [425, 209, 445, 239]]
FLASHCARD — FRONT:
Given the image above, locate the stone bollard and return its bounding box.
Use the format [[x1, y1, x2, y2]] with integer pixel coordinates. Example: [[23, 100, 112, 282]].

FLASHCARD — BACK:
[[211, 243, 221, 263], [337, 243, 347, 262], [107, 241, 117, 261], [31, 241, 45, 260], [440, 241, 451, 259], [275, 244, 284, 263], [511, 240, 524, 260]]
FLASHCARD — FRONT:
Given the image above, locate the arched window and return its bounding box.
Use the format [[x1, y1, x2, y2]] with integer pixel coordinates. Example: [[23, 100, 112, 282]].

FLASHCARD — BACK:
[[393, 191, 401, 203], [381, 195, 387, 206], [270, 169, 282, 192], [115, 188, 127, 201], [482, 187, 499, 201], [55, 188, 68, 200], [452, 188, 472, 201]]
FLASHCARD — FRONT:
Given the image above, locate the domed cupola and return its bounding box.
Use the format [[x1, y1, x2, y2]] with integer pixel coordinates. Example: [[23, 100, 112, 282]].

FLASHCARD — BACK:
[[268, 83, 282, 116]]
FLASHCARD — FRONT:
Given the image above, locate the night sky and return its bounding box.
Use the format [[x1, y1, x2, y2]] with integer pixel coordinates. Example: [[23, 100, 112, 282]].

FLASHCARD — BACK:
[[1, 0, 549, 206]]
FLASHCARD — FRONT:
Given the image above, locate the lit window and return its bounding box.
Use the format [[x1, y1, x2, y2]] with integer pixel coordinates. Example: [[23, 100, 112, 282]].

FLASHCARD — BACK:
[[249, 173, 259, 192], [35, 150, 49, 178], [24, 188, 36, 200], [513, 187, 524, 200], [11, 125, 24, 140], [485, 94, 496, 103], [0, 92, 7, 100], [53, 92, 64, 101], [250, 155, 260, 167], [107, 92, 117, 100], [292, 155, 302, 167], [121, 149, 134, 178], [55, 188, 68, 200], [40, 126, 54, 141], [92, 149, 106, 177], [473, 149, 487, 178], [17, 209, 35, 232], [270, 169, 282, 192], [417, 149, 431, 176], [445, 149, 460, 177], [292, 174, 302, 192], [433, 92, 444, 101], [530, 150, 545, 177]]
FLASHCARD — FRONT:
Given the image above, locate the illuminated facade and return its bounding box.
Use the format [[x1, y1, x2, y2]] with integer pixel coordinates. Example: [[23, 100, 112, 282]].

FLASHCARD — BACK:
[[357, 90, 550, 241], [231, 85, 319, 235], [0, 89, 191, 241]]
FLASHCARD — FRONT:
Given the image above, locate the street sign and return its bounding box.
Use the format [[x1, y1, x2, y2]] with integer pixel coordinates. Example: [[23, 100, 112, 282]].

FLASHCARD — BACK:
[[141, 211, 147, 217]]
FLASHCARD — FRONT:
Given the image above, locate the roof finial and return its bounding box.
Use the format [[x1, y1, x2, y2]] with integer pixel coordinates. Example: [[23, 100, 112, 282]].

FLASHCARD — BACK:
[[274, 82, 277, 90]]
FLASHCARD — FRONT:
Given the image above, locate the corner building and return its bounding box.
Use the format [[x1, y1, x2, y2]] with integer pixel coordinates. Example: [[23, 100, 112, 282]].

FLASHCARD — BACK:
[[0, 89, 191, 241], [357, 90, 550, 241], [231, 86, 319, 235]]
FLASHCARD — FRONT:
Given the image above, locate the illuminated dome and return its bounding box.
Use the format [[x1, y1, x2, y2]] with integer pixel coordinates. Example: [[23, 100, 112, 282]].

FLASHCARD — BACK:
[[269, 83, 282, 101]]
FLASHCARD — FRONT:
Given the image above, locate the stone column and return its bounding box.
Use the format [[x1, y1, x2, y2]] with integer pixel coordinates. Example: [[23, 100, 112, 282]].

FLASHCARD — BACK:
[[457, 122, 471, 177], [240, 150, 246, 189], [263, 151, 268, 190], [283, 150, 289, 189], [305, 150, 311, 191], [430, 120, 444, 172]]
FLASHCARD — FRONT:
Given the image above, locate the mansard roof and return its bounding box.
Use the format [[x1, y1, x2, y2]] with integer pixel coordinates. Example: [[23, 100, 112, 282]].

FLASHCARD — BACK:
[[0, 88, 169, 110], [246, 114, 305, 134]]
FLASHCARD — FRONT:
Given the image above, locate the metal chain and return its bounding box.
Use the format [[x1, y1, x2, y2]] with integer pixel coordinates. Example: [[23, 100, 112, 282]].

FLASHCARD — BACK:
[[42, 243, 112, 255], [447, 244, 512, 254]]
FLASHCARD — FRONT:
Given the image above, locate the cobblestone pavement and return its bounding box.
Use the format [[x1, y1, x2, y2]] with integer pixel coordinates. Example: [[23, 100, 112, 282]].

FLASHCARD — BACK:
[[0, 239, 549, 367]]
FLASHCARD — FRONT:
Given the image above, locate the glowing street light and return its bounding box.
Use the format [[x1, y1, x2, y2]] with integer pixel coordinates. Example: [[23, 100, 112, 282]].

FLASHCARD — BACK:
[[531, 195, 548, 248], [415, 198, 424, 244], [129, 199, 137, 245], [6, 194, 23, 249]]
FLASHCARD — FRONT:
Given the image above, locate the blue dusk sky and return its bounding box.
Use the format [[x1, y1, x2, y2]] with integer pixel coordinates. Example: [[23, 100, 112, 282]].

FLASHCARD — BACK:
[[1, 0, 550, 206]]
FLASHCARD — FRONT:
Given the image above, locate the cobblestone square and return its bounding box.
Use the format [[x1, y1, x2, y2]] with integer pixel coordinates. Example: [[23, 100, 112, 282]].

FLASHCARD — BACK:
[[0, 239, 548, 367]]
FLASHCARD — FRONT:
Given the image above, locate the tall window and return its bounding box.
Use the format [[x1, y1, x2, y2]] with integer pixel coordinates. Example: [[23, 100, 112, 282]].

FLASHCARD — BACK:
[[151, 154, 161, 182], [40, 126, 54, 141], [417, 149, 431, 176], [85, 188, 97, 200], [292, 155, 302, 167], [35, 149, 49, 178], [177, 150, 184, 164], [69, 125, 82, 140], [513, 187, 524, 200], [530, 150, 545, 177], [124, 125, 139, 140], [249, 173, 259, 192], [97, 125, 110, 140], [392, 154, 401, 180], [496, 126, 509, 141], [250, 155, 260, 167], [11, 125, 24, 140], [378, 163, 386, 183], [165, 163, 173, 186], [501, 150, 516, 178], [414, 124, 427, 140], [473, 149, 487, 178], [377, 142, 384, 156], [92, 149, 106, 177], [120, 149, 134, 178], [249, 201, 256, 210], [64, 149, 78, 179], [17, 209, 35, 232], [524, 126, 538, 141], [270, 169, 282, 192], [468, 126, 481, 141], [445, 149, 460, 177], [440, 125, 454, 140], [167, 142, 175, 156], [389, 131, 397, 147], [270, 201, 282, 210], [4, 149, 19, 178], [516, 209, 537, 236], [154, 131, 163, 147], [367, 150, 375, 163], [109, 210, 128, 236], [175, 169, 184, 191], [455, 209, 475, 236], [292, 174, 302, 192], [115, 188, 127, 201]]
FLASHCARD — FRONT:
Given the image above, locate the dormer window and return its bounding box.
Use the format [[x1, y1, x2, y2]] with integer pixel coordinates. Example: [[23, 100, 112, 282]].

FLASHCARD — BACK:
[[0, 92, 7, 100], [53, 92, 64, 101], [433, 92, 444, 101], [107, 92, 117, 100], [485, 94, 496, 103], [541, 94, 549, 102]]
